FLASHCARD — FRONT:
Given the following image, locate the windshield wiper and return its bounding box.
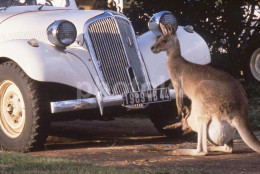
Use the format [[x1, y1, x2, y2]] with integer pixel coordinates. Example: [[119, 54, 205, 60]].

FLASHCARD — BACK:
[[4, 0, 14, 11]]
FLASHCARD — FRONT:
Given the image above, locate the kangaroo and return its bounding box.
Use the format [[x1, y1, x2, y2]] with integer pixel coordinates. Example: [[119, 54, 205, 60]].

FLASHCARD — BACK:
[[151, 23, 260, 156]]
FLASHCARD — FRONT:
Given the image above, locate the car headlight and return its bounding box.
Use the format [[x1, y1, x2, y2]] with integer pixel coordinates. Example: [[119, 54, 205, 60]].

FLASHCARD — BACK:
[[47, 20, 77, 48], [148, 11, 178, 36]]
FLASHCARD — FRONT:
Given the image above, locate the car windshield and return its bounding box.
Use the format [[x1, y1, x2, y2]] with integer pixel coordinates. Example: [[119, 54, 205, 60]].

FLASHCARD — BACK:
[[0, 0, 69, 8]]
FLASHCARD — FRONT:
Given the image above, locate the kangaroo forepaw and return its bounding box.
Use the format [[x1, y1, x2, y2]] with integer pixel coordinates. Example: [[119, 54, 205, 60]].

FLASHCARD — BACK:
[[163, 122, 182, 130]]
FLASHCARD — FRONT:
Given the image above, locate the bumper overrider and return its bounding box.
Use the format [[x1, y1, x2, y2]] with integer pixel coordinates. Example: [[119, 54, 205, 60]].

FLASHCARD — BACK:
[[50, 89, 176, 114]]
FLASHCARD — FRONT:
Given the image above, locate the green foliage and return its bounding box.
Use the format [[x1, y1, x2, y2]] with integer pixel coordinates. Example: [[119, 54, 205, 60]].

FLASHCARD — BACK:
[[122, 0, 260, 82]]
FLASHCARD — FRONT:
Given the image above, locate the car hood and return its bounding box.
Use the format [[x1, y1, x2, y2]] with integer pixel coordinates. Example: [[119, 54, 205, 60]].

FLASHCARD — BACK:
[[0, 9, 104, 44]]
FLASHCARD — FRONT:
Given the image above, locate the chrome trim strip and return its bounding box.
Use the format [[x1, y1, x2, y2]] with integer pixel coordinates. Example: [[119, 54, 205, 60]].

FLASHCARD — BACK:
[[50, 89, 176, 113], [125, 66, 139, 92]]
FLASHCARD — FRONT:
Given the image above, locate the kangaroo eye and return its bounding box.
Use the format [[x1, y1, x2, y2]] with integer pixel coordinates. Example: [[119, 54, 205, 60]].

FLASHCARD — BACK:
[[162, 39, 167, 43]]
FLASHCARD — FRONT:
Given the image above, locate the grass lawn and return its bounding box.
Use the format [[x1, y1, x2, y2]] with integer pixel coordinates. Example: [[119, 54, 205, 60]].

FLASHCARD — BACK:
[[0, 151, 202, 174], [0, 151, 144, 174]]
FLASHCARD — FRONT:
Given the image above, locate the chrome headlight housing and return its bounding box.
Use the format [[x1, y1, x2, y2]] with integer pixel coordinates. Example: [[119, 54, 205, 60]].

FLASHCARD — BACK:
[[148, 11, 178, 36], [47, 20, 77, 48]]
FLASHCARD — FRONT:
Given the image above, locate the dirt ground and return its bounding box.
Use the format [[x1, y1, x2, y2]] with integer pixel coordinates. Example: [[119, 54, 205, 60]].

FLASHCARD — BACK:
[[31, 116, 260, 173]]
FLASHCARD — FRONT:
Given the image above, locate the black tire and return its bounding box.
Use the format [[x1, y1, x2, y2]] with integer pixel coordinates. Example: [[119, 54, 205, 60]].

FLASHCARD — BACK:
[[146, 100, 186, 138], [0, 61, 50, 152]]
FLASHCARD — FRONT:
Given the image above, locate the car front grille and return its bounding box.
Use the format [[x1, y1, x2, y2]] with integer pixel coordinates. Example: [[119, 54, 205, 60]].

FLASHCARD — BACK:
[[85, 13, 149, 95]]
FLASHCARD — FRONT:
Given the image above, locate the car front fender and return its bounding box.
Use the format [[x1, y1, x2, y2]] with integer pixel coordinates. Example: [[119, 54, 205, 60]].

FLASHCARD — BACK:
[[137, 26, 211, 88], [0, 39, 101, 95]]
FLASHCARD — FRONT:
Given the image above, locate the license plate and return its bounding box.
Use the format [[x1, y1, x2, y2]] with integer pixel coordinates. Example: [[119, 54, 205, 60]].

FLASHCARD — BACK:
[[123, 88, 171, 106]]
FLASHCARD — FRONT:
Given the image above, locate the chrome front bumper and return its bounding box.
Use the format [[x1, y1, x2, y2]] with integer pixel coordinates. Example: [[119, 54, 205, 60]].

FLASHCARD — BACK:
[[50, 89, 176, 114]]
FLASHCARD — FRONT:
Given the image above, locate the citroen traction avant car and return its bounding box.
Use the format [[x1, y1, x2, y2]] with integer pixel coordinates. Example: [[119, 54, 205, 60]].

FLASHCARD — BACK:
[[0, 0, 210, 152]]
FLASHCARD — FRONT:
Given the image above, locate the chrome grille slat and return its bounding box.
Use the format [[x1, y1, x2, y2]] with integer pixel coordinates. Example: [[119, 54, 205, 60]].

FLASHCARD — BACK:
[[99, 18, 131, 94], [86, 14, 150, 95], [92, 21, 116, 90], [90, 24, 115, 92], [92, 21, 122, 94], [116, 17, 146, 89], [100, 19, 129, 94]]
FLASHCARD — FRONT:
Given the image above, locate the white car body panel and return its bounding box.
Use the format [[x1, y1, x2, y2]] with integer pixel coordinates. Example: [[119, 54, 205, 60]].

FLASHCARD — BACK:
[[137, 27, 211, 88], [0, 40, 102, 95], [0, 9, 104, 45]]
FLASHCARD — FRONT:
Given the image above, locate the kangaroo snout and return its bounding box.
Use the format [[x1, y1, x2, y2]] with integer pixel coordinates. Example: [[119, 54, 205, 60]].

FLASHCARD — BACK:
[[151, 45, 159, 54]]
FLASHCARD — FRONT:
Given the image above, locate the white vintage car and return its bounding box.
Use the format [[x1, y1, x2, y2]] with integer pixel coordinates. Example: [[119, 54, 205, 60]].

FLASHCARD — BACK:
[[0, 0, 210, 152]]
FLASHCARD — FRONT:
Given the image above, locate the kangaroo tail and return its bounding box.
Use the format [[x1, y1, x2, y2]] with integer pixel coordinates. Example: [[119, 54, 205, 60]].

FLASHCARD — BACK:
[[233, 117, 260, 153]]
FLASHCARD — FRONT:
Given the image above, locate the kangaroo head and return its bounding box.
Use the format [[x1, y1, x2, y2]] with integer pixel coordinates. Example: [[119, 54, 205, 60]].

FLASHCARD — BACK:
[[151, 23, 177, 54]]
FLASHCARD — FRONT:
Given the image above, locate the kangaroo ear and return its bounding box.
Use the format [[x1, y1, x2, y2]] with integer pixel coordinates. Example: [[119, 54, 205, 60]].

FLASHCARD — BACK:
[[167, 23, 176, 35], [160, 23, 168, 35]]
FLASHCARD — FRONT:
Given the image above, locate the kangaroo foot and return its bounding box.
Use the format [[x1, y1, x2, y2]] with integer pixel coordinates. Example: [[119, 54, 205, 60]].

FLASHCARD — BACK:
[[167, 148, 207, 156], [208, 140, 234, 153], [208, 145, 233, 153]]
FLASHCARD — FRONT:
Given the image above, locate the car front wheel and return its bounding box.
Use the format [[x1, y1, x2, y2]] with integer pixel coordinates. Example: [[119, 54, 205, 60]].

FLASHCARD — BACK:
[[0, 61, 50, 152]]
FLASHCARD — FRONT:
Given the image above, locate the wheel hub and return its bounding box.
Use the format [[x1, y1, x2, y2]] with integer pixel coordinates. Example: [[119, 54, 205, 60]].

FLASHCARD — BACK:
[[0, 81, 25, 138]]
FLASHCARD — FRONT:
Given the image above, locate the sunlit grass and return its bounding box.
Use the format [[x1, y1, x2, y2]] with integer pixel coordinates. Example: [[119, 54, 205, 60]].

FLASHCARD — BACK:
[[0, 151, 138, 174], [0, 151, 204, 174]]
